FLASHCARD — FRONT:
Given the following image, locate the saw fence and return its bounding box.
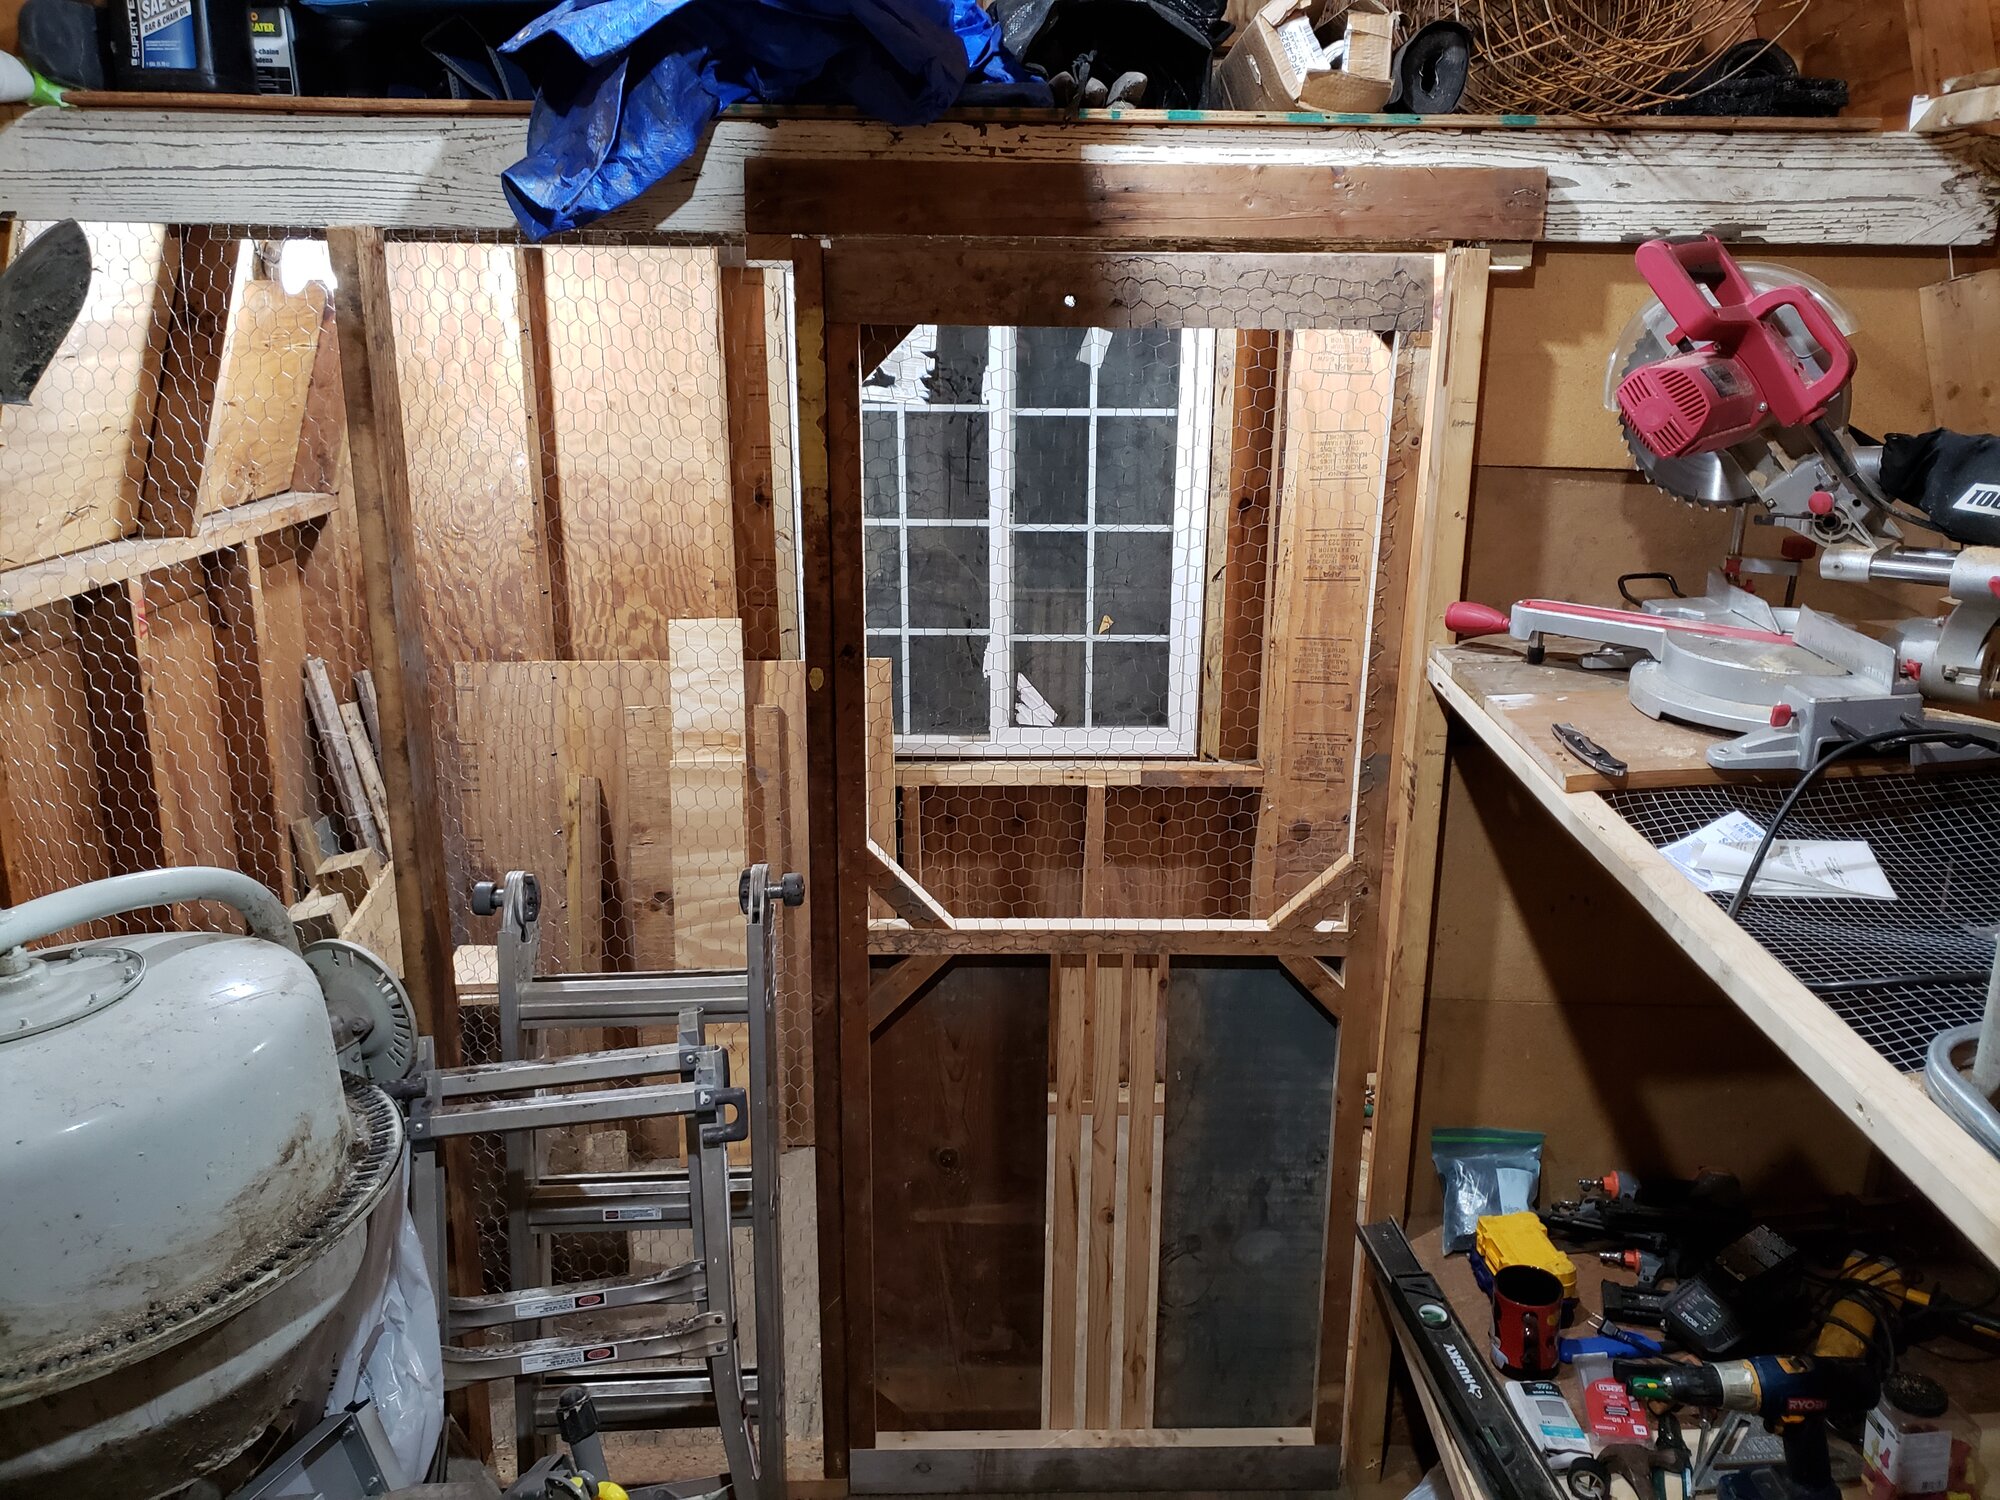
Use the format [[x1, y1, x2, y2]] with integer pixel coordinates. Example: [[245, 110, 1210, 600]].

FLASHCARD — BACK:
[[0, 217, 1486, 1489]]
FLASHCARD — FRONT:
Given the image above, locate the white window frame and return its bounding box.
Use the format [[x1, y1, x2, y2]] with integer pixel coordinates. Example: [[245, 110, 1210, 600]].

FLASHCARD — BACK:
[[863, 325, 1215, 758]]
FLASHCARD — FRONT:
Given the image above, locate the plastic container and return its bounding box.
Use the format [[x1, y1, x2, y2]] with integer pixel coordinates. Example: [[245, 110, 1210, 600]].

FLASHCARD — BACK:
[[102, 0, 255, 92], [1862, 1373, 1972, 1500]]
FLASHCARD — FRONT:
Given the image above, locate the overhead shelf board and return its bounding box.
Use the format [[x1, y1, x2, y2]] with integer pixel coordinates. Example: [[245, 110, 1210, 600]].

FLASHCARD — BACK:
[[0, 110, 1995, 245]]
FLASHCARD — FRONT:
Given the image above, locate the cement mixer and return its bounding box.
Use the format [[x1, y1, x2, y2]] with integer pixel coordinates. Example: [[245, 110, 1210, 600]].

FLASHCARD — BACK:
[[0, 867, 418, 1497]]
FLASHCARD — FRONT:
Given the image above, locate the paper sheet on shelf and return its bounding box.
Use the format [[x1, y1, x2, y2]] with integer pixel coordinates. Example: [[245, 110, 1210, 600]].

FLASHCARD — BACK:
[[1661, 811, 1897, 900]]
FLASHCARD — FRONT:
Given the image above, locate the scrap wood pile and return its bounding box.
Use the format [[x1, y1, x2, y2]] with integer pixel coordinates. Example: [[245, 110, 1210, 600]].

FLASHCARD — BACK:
[[289, 661, 402, 968]]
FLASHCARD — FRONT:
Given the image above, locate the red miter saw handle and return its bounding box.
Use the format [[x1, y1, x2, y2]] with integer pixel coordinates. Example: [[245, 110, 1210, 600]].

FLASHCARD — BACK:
[[1633, 235, 1854, 427]]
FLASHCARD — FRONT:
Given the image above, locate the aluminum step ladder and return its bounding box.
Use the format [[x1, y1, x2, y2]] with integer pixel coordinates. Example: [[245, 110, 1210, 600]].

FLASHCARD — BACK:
[[409, 864, 800, 1500]]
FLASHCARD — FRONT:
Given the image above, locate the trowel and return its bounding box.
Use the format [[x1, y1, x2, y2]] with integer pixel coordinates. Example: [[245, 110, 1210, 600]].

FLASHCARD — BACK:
[[0, 218, 91, 405]]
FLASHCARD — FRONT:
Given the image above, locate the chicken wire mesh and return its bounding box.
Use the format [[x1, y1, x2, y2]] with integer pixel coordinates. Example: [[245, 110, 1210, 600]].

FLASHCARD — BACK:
[[863, 322, 1402, 925], [0, 221, 370, 943]]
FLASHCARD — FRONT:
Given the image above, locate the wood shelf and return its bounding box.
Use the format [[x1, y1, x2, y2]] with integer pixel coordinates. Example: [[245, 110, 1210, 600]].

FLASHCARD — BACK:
[[2, 109, 1993, 246], [0, 489, 335, 615], [1428, 643, 2000, 1265]]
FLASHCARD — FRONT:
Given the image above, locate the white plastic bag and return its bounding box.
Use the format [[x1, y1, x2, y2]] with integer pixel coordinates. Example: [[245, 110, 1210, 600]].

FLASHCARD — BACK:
[[327, 1149, 445, 1486]]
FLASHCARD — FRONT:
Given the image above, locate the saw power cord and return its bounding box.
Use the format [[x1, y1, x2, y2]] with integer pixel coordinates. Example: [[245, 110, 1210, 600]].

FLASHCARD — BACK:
[[1723, 724, 2000, 921]]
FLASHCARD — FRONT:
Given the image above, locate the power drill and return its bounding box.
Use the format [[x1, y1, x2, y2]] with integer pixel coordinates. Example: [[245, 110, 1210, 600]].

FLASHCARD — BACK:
[[1617, 1356, 1879, 1500]]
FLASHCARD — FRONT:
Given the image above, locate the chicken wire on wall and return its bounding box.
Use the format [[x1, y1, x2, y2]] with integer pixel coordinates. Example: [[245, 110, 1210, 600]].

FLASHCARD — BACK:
[[0, 221, 371, 941], [866, 321, 1405, 924]]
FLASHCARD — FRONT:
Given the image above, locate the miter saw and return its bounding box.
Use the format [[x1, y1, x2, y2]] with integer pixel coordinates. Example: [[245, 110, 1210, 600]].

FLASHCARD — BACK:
[[1448, 233, 2000, 771]]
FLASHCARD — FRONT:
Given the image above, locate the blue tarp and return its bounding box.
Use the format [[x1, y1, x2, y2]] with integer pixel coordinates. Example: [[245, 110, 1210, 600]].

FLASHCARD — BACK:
[[500, 0, 1047, 238]]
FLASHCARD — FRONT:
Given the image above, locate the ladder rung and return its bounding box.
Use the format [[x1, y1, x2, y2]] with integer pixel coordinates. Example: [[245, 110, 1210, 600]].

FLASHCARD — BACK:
[[526, 1170, 753, 1231], [423, 1081, 717, 1139], [519, 971, 750, 1028], [444, 1311, 728, 1389], [437, 1042, 696, 1097], [448, 1262, 702, 1330], [528, 1369, 762, 1430]]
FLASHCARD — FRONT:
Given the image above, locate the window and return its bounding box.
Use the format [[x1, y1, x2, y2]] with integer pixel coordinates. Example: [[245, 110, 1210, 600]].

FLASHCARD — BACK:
[[862, 325, 1214, 755]]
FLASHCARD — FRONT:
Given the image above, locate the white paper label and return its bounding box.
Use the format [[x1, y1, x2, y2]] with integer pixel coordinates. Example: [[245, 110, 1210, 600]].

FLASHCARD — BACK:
[[602, 1206, 664, 1222], [520, 1343, 617, 1375], [1276, 17, 1326, 78]]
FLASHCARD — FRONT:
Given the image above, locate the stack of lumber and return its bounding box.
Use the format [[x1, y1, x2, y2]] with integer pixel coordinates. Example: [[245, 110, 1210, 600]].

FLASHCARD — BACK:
[[288, 663, 402, 970]]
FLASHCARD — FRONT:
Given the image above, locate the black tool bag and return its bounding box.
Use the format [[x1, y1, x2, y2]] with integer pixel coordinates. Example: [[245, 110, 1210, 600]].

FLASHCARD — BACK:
[[993, 0, 1227, 108], [1881, 429, 2000, 547]]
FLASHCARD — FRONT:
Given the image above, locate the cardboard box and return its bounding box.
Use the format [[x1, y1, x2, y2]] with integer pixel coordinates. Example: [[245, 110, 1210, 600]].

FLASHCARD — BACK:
[[1215, 0, 1397, 114]]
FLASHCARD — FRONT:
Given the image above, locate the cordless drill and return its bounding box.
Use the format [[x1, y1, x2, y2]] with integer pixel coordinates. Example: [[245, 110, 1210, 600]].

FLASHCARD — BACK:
[[1617, 1356, 1879, 1500]]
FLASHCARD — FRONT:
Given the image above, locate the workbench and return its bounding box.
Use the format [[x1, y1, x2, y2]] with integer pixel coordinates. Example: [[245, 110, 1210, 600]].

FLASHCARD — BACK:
[[1423, 644, 2000, 1266]]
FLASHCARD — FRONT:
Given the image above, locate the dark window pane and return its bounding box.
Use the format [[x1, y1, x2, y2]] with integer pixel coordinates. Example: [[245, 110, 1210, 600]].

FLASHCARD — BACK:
[[1015, 415, 1088, 524], [910, 634, 990, 736], [864, 411, 899, 517], [906, 412, 989, 520], [1092, 641, 1171, 727], [907, 526, 989, 629], [1093, 532, 1173, 636], [867, 633, 904, 734], [1014, 640, 1084, 728], [1098, 328, 1180, 408], [925, 325, 989, 405], [1017, 327, 1091, 407], [865, 528, 901, 630], [1011, 531, 1086, 635], [1095, 415, 1178, 527]]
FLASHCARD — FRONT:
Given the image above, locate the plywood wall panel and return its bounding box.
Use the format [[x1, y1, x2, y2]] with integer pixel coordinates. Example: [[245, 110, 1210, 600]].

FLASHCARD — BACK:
[[0, 223, 170, 569], [540, 246, 735, 659]]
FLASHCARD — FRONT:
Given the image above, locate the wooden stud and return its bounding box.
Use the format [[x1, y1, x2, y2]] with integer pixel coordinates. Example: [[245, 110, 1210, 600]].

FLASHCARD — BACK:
[[1921, 268, 2000, 429], [514, 247, 573, 660], [326, 223, 482, 1455], [1119, 955, 1164, 1429], [204, 544, 287, 894], [1046, 953, 1090, 1431], [355, 668, 382, 757], [341, 858, 403, 975], [1084, 955, 1126, 1429], [1081, 785, 1107, 919], [566, 772, 605, 973], [195, 281, 328, 516], [796, 241, 855, 1469], [723, 265, 784, 660], [1341, 249, 1490, 1477]]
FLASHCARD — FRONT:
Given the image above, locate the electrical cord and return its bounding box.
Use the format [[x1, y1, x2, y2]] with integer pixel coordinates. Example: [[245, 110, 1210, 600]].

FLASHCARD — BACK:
[[1806, 970, 1993, 994], [1724, 724, 2000, 921]]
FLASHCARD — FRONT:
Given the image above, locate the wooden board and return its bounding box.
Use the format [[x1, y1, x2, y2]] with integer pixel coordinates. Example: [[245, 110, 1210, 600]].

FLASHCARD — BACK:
[[195, 280, 327, 514], [1252, 328, 1394, 908], [7, 114, 1999, 246], [0, 223, 169, 569], [1904, 0, 2000, 97], [747, 660, 812, 1144], [538, 246, 735, 658], [1921, 268, 2000, 429], [1766, 0, 1915, 119], [867, 657, 894, 921], [870, 955, 1049, 1432], [666, 617, 747, 969], [911, 787, 1087, 921], [1437, 646, 1969, 793], [723, 266, 783, 661], [1479, 247, 1956, 470], [137, 228, 240, 539], [823, 246, 1432, 332], [749, 160, 1547, 242], [385, 241, 557, 668], [1045, 953, 1089, 1430], [133, 567, 245, 883]]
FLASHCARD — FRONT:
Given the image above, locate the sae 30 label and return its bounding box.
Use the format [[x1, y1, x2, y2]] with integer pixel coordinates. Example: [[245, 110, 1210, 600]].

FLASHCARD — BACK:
[[520, 1343, 620, 1375], [134, 0, 197, 70]]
